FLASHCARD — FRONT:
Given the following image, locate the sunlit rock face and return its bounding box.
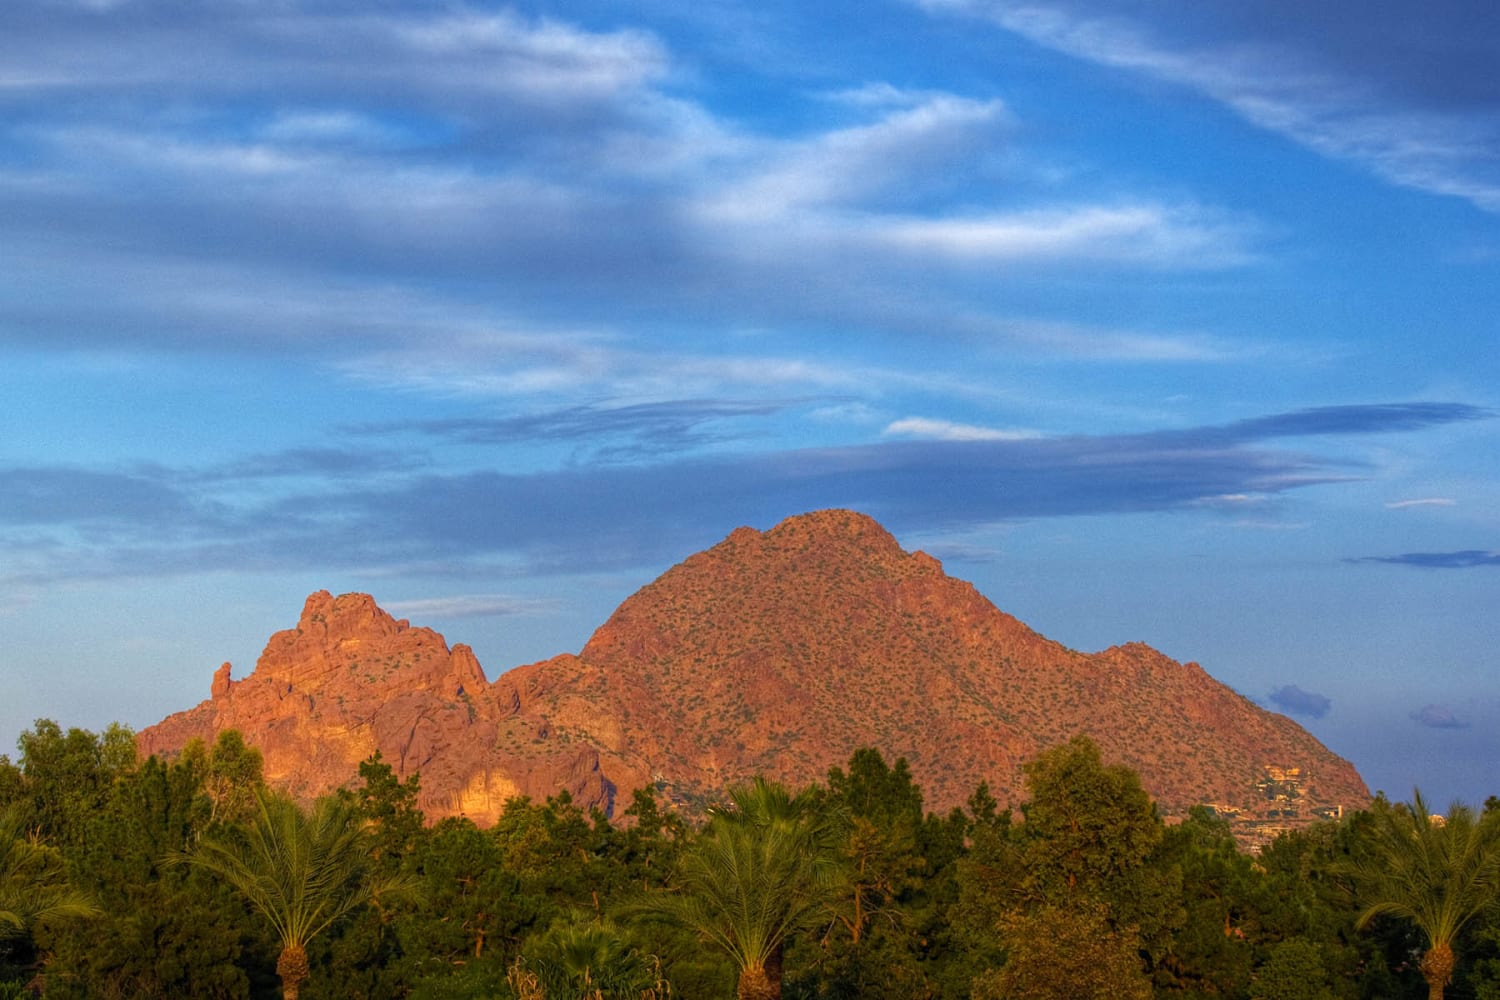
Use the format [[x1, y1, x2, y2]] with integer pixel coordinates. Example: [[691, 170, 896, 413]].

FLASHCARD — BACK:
[[140, 510, 1369, 826], [137, 590, 620, 824]]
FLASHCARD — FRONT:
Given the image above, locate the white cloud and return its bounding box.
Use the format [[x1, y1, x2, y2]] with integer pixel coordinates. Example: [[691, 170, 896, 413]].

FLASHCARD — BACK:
[[703, 93, 1010, 220], [384, 594, 557, 620], [0, 5, 669, 111], [380, 10, 669, 101], [258, 110, 404, 147], [870, 203, 1256, 268], [1385, 497, 1457, 509], [1191, 493, 1268, 507], [884, 417, 1040, 441]]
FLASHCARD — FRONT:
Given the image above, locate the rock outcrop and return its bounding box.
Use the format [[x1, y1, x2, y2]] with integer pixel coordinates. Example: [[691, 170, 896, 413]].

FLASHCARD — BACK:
[[137, 590, 631, 822], [139, 510, 1369, 826]]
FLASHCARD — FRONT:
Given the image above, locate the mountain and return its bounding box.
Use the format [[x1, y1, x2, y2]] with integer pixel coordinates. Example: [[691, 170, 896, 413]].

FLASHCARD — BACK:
[[138, 509, 1368, 830]]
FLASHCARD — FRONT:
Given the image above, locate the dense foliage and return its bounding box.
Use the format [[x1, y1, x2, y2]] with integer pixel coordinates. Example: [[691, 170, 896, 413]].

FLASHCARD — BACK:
[[2, 722, 1499, 999]]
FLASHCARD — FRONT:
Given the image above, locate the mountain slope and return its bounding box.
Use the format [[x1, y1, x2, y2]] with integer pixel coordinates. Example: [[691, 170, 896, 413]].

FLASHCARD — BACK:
[[491, 509, 1366, 816]]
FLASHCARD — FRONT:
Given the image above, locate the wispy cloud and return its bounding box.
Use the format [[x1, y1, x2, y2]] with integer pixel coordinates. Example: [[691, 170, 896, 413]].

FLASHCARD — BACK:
[[384, 594, 558, 621], [0, 2, 1272, 385], [869, 203, 1257, 269], [1410, 704, 1470, 730], [917, 0, 1500, 213], [1350, 551, 1500, 569], [915, 541, 1006, 564], [705, 93, 1012, 217], [1385, 498, 1457, 510], [1268, 684, 1331, 719], [201, 448, 424, 483], [0, 4, 669, 110], [884, 417, 1039, 441], [1214, 403, 1492, 442], [360, 400, 799, 461]]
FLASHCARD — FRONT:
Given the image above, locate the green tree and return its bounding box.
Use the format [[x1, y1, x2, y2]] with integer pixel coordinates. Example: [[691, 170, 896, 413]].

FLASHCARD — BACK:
[[614, 787, 688, 895], [953, 783, 1020, 954], [1257, 819, 1373, 994], [394, 815, 536, 993], [492, 792, 626, 924], [16, 719, 136, 850], [0, 802, 99, 942], [639, 778, 840, 1000], [1252, 938, 1338, 1000], [962, 737, 1165, 999], [1016, 735, 1162, 902], [791, 748, 952, 1000], [521, 917, 670, 999], [183, 729, 266, 826], [173, 790, 417, 1000], [1345, 790, 1500, 1000], [298, 753, 431, 1000], [1145, 805, 1258, 995], [0, 801, 99, 994], [972, 902, 1153, 1000], [337, 751, 423, 871], [39, 754, 257, 1000], [820, 749, 926, 948], [0, 758, 21, 813]]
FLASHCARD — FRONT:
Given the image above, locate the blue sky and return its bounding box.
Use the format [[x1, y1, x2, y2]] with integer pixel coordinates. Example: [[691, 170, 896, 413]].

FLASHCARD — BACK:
[[3, 0, 1498, 807]]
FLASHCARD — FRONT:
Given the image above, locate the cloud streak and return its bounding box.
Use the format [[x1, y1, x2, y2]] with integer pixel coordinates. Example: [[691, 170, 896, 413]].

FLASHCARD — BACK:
[[1385, 498, 1457, 510], [383, 594, 559, 621], [1215, 403, 1493, 441], [884, 417, 1039, 442], [359, 400, 800, 460], [1351, 551, 1500, 569]]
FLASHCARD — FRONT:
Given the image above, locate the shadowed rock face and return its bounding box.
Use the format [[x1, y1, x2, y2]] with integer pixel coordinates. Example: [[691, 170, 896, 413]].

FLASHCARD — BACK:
[[140, 510, 1369, 825]]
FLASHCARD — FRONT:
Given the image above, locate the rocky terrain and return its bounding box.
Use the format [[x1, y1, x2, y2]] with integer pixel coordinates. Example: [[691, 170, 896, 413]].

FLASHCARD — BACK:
[[139, 509, 1369, 826], [136, 590, 620, 822]]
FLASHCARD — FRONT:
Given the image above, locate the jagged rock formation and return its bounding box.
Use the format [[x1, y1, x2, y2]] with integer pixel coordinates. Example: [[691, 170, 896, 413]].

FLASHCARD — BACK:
[[137, 590, 624, 821], [139, 510, 1369, 825]]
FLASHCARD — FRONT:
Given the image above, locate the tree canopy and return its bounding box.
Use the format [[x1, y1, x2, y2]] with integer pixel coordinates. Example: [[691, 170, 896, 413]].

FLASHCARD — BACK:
[[8, 721, 1500, 1000]]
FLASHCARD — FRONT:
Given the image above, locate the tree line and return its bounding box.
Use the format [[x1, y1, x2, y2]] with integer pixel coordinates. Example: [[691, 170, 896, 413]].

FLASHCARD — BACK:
[[4, 720, 1500, 1000]]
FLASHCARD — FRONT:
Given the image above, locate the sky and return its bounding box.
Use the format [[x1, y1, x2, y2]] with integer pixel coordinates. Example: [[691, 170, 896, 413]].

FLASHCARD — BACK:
[[3, 0, 1498, 808]]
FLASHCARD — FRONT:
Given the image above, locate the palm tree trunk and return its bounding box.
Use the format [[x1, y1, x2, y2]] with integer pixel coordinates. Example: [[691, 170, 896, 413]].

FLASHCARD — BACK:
[[277, 942, 310, 1000], [1421, 941, 1454, 1000], [737, 962, 779, 1000]]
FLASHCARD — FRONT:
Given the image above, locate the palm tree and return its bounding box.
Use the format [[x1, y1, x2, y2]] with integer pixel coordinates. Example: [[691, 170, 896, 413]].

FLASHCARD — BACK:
[[522, 917, 670, 999], [638, 778, 839, 1000], [171, 790, 415, 1000], [0, 803, 99, 941], [1346, 790, 1500, 1000]]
